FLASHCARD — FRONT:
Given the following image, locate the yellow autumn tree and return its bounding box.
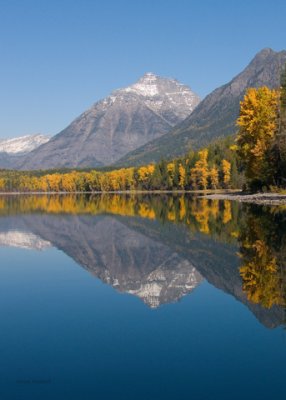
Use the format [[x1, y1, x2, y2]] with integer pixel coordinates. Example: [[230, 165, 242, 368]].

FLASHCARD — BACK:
[[178, 163, 186, 189], [209, 166, 219, 189], [46, 174, 62, 192], [191, 149, 209, 189], [221, 159, 231, 188], [0, 178, 5, 191], [61, 172, 77, 192], [167, 162, 175, 187], [236, 86, 279, 188], [137, 164, 155, 188]]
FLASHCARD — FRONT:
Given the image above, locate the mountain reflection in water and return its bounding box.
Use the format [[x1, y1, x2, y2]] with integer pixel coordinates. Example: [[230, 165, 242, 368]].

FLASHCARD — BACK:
[[0, 194, 285, 327]]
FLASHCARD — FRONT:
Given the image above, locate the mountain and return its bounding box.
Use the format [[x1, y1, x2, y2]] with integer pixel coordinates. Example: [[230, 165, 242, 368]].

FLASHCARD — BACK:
[[117, 48, 286, 166], [0, 134, 50, 155], [0, 134, 50, 169], [19, 73, 200, 170]]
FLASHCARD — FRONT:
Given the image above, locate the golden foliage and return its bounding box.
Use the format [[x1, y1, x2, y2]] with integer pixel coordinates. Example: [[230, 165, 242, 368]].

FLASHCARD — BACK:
[[236, 86, 279, 184], [221, 160, 231, 188], [178, 164, 186, 189], [191, 149, 209, 189], [239, 239, 283, 308], [209, 166, 219, 189]]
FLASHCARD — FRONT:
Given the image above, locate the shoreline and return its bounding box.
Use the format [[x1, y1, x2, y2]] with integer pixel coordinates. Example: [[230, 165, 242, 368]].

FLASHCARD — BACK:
[[204, 192, 286, 205]]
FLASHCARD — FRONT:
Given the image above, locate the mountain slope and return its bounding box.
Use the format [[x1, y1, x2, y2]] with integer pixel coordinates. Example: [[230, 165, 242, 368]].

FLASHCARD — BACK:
[[20, 73, 199, 170], [117, 48, 286, 166]]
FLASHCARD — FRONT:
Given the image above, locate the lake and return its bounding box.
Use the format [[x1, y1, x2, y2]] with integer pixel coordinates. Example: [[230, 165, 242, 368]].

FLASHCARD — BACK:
[[0, 194, 286, 400]]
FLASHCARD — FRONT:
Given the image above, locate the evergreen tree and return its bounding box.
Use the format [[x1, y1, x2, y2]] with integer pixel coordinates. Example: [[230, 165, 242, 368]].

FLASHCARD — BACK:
[[150, 163, 163, 189], [159, 159, 169, 189]]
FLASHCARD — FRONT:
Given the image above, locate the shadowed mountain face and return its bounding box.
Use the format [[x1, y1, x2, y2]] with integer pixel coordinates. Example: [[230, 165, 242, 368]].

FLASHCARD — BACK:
[[118, 48, 286, 166], [19, 73, 199, 170], [0, 152, 19, 169], [0, 194, 285, 328]]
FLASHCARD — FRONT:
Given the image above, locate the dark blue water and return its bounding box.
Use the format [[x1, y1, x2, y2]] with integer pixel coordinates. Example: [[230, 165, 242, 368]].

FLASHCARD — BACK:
[[0, 195, 286, 400]]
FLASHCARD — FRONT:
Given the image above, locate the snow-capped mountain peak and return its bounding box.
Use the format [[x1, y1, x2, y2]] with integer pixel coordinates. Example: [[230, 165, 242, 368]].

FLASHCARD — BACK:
[[121, 72, 199, 102], [124, 72, 160, 97], [111, 72, 201, 125], [0, 134, 50, 155]]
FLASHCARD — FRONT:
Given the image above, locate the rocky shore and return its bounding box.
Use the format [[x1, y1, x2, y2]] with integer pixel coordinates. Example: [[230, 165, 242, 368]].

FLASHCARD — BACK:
[[204, 192, 286, 205]]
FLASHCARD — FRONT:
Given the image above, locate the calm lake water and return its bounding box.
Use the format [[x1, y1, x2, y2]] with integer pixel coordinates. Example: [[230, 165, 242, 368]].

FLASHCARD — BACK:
[[0, 194, 286, 400]]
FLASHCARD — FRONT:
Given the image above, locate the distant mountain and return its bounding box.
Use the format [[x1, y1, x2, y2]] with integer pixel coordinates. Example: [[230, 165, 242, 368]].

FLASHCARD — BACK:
[[0, 134, 50, 169], [0, 134, 50, 155], [19, 73, 200, 170], [117, 48, 286, 166]]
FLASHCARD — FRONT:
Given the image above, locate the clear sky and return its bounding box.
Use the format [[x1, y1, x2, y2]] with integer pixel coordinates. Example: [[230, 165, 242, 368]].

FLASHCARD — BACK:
[[1, 0, 286, 138]]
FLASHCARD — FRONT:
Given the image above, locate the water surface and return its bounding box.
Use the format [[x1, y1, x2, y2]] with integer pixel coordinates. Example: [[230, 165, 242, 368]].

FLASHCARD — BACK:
[[0, 194, 286, 400]]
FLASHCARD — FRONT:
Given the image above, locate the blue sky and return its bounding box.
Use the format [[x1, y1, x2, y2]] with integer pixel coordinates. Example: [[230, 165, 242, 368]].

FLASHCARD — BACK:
[[1, 0, 286, 138]]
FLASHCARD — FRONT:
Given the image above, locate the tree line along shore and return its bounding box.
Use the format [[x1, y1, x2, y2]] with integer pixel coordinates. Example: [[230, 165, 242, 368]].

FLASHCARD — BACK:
[[0, 140, 236, 193]]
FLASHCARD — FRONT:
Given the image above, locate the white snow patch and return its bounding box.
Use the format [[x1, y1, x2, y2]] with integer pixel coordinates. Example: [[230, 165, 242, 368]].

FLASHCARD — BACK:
[[0, 230, 51, 250], [0, 134, 50, 155]]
